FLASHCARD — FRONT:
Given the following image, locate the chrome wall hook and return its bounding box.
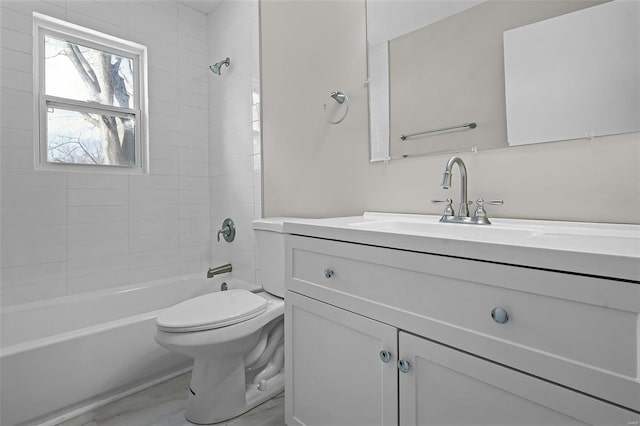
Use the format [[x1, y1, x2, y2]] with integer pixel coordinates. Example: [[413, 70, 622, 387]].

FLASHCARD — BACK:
[[330, 91, 346, 104], [326, 90, 349, 124]]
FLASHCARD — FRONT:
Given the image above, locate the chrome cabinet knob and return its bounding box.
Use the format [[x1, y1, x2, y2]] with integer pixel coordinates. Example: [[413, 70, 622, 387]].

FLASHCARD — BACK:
[[397, 359, 410, 373], [491, 307, 509, 324], [323, 268, 334, 279], [379, 350, 392, 363]]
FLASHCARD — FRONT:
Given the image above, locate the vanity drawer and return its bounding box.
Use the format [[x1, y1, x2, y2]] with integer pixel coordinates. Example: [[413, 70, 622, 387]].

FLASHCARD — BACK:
[[286, 235, 640, 411]]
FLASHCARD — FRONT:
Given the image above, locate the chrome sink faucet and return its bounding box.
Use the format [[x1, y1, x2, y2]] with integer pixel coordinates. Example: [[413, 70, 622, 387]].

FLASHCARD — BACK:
[[441, 156, 469, 217], [432, 156, 503, 225]]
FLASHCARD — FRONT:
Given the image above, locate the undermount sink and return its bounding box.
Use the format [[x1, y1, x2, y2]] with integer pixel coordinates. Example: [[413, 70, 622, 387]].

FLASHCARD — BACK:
[[349, 219, 538, 242]]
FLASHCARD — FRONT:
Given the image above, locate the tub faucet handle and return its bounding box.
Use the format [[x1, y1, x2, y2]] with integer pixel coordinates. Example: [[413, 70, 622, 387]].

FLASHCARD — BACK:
[[217, 218, 236, 242]]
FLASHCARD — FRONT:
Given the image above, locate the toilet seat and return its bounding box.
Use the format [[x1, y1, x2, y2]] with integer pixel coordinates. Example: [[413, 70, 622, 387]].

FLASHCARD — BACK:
[[157, 289, 268, 332]]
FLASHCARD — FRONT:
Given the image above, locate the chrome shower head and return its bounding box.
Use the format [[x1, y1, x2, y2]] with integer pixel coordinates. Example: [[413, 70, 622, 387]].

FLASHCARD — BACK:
[[209, 57, 230, 75]]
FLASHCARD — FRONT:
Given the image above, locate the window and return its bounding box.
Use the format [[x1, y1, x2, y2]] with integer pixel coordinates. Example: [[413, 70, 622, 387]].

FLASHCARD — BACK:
[[34, 13, 148, 173]]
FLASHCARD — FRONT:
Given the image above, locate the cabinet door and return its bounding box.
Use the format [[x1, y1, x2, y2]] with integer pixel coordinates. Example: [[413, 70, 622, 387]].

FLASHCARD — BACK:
[[399, 332, 639, 426], [285, 291, 398, 426]]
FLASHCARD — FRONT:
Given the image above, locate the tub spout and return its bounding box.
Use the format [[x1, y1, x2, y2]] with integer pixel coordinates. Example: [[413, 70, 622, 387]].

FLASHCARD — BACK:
[[207, 263, 232, 278]]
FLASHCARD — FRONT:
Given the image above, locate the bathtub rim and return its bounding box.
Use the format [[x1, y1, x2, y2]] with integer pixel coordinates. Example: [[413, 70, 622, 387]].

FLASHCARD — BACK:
[[1, 274, 259, 356], [0, 272, 204, 314], [0, 309, 166, 358]]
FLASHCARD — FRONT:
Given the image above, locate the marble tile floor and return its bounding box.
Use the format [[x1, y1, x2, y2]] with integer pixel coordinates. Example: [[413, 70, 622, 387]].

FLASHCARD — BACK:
[[58, 373, 284, 426]]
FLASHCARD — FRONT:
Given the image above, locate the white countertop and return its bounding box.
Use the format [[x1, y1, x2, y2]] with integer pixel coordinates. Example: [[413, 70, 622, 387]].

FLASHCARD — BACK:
[[282, 212, 640, 282]]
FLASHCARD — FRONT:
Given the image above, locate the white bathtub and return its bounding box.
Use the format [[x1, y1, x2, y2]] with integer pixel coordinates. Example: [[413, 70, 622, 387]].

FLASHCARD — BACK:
[[0, 274, 256, 426]]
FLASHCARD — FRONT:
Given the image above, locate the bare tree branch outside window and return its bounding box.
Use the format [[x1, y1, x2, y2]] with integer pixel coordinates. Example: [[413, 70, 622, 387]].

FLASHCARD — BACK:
[[44, 36, 136, 166]]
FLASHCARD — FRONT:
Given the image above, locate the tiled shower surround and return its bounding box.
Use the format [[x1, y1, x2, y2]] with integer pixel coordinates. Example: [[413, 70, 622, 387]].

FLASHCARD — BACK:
[[208, 0, 262, 284], [0, 0, 261, 306]]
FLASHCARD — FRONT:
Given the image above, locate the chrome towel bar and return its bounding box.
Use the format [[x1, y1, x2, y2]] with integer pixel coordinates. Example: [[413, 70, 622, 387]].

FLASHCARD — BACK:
[[400, 122, 477, 141]]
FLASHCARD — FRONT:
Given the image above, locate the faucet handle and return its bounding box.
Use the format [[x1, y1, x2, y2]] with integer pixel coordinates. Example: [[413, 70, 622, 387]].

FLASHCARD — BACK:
[[431, 198, 454, 216], [217, 218, 236, 242], [474, 198, 503, 219]]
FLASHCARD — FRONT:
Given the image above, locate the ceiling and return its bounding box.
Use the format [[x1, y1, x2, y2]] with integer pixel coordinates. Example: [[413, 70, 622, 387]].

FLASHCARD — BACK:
[[179, 0, 222, 15]]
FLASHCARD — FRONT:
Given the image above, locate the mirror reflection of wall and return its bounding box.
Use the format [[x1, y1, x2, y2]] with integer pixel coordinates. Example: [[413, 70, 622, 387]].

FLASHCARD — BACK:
[[504, 0, 640, 146], [366, 0, 615, 162], [366, 0, 481, 161]]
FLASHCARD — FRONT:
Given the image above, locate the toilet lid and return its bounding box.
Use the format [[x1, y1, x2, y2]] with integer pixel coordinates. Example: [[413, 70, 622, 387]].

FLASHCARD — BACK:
[[157, 289, 268, 332]]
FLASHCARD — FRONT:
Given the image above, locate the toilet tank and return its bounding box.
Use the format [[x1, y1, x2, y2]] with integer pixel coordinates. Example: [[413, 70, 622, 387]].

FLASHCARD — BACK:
[[253, 218, 298, 298]]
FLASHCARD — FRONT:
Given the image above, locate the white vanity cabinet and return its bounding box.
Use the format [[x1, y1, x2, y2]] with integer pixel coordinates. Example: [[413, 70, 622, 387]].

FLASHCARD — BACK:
[[285, 290, 397, 426], [284, 233, 640, 425], [399, 332, 634, 425]]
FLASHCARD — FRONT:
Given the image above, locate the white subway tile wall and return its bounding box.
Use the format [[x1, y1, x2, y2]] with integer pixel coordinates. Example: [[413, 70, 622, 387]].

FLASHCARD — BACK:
[[0, 1, 220, 306], [208, 1, 261, 284]]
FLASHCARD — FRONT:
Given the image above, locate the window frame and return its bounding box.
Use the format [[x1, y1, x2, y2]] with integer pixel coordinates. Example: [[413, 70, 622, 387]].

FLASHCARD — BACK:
[[33, 13, 149, 174]]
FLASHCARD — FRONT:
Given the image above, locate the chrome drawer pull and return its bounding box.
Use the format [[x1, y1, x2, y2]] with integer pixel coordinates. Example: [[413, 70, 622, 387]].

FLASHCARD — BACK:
[[379, 350, 392, 363], [323, 268, 334, 279], [491, 307, 509, 324], [397, 359, 410, 373]]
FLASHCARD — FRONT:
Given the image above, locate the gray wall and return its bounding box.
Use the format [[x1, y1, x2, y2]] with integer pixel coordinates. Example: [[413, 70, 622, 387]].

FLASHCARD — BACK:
[[389, 0, 606, 157], [261, 0, 640, 224]]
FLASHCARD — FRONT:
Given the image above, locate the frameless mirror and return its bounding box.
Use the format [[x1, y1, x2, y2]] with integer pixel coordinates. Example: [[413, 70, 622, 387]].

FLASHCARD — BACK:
[[504, 0, 640, 146], [366, 0, 637, 163]]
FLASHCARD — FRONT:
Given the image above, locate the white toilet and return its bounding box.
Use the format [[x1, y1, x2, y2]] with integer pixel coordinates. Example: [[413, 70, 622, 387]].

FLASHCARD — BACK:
[[155, 218, 290, 424]]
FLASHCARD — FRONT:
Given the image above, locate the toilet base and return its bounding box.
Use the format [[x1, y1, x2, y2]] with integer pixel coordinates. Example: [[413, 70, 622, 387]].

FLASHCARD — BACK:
[[245, 372, 284, 413], [185, 356, 284, 425], [154, 296, 286, 425]]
